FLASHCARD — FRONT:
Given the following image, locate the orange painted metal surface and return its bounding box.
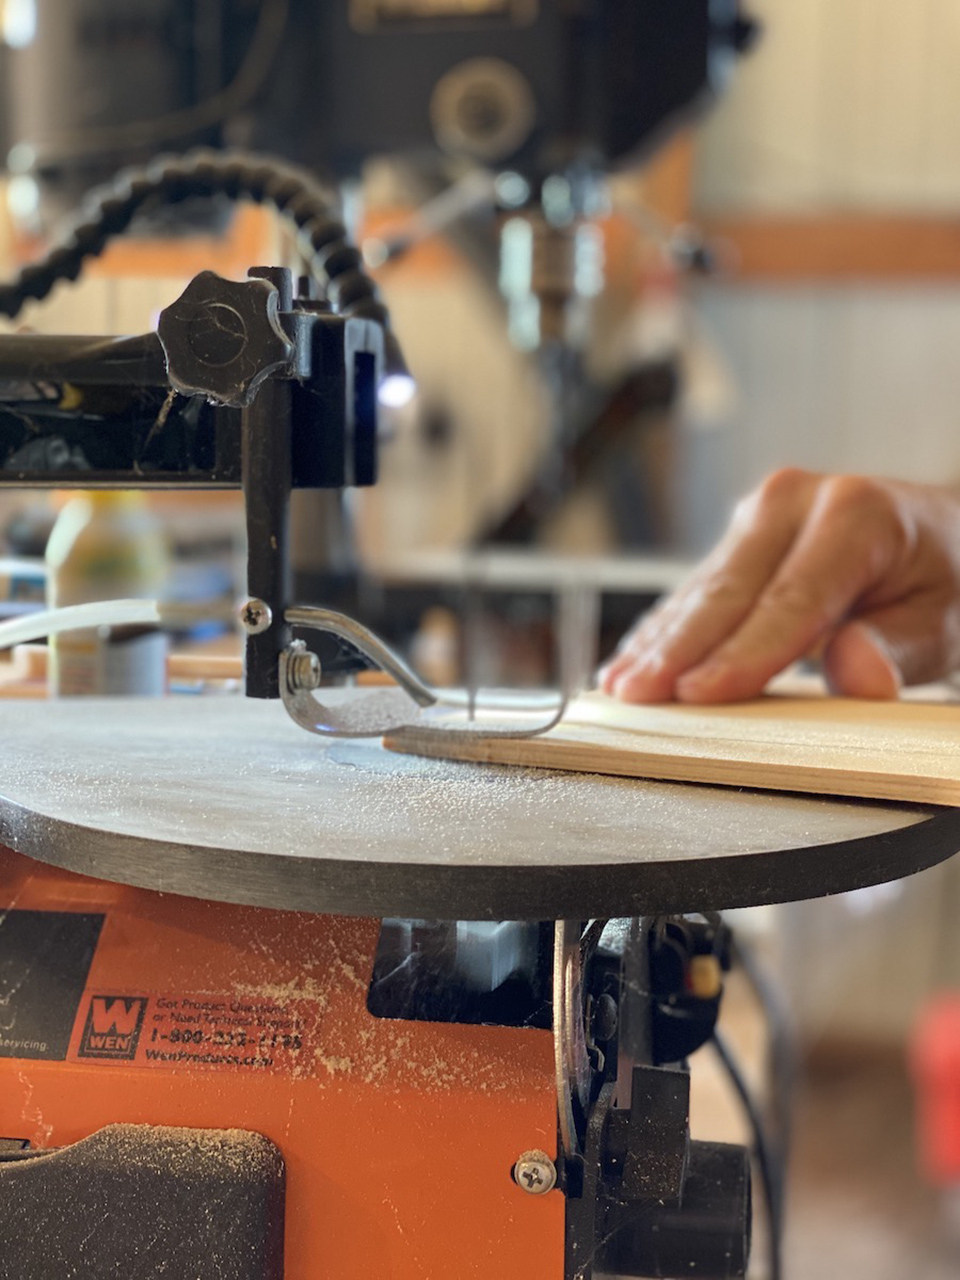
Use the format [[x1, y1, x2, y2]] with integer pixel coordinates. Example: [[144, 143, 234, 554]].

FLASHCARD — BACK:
[[0, 844, 564, 1278]]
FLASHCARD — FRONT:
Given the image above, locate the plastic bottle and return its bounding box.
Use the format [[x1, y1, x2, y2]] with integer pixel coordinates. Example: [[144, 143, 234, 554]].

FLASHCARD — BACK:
[[45, 491, 170, 696]]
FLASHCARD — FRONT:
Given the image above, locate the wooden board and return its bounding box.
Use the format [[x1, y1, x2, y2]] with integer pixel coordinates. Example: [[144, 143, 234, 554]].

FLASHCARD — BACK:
[[385, 691, 960, 807]]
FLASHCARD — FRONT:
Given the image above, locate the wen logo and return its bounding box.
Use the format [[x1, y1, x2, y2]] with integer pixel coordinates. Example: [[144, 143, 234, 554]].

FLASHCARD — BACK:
[[78, 996, 147, 1060]]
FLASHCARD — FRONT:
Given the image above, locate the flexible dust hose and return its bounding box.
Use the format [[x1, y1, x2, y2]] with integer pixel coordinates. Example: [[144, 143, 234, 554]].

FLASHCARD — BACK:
[[0, 149, 409, 380]]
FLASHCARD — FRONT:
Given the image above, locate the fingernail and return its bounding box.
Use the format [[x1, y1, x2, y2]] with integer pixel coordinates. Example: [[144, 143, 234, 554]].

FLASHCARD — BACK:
[[612, 655, 657, 689], [859, 624, 902, 684], [610, 655, 668, 700], [675, 661, 727, 700]]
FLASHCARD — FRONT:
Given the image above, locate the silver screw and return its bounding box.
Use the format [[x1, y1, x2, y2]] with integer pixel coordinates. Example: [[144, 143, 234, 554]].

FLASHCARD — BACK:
[[239, 598, 272, 635], [287, 647, 321, 693], [513, 1150, 557, 1196]]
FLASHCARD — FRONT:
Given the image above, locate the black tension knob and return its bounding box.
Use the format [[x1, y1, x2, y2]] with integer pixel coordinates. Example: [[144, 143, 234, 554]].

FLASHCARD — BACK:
[[157, 270, 295, 408]]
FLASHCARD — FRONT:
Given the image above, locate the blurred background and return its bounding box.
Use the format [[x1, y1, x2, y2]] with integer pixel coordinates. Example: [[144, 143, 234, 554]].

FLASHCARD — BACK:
[[3, 2, 960, 1276]]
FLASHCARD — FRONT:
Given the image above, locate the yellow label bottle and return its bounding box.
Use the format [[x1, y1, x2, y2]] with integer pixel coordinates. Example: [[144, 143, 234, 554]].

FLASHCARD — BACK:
[[45, 491, 170, 696]]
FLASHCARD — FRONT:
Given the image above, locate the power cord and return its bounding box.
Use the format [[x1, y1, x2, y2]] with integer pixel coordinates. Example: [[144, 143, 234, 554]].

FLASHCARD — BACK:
[[733, 931, 796, 1226], [712, 1027, 783, 1280]]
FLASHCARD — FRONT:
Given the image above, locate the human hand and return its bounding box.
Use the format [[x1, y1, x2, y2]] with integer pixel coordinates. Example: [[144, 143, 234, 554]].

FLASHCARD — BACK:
[[599, 468, 960, 703]]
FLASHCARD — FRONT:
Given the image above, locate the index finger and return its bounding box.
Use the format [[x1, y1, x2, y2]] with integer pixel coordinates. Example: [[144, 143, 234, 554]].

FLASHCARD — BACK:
[[602, 468, 818, 701], [674, 477, 904, 702]]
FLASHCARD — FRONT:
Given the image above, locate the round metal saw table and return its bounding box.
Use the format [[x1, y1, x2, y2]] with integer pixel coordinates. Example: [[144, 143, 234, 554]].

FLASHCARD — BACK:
[[0, 697, 958, 919]]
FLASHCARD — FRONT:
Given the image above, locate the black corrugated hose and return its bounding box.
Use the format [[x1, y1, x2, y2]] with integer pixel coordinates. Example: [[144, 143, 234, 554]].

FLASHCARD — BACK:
[[0, 149, 397, 352]]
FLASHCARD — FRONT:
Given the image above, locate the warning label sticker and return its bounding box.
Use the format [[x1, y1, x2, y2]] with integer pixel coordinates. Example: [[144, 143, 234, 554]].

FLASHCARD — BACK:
[[70, 992, 313, 1074], [0, 910, 104, 1061]]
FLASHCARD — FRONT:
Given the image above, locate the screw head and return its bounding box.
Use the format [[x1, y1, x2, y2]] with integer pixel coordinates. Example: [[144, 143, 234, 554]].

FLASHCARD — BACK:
[[591, 992, 619, 1044], [513, 1150, 557, 1196], [239, 598, 272, 635]]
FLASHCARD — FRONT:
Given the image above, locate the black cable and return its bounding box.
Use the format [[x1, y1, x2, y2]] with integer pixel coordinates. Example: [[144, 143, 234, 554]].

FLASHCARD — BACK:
[[712, 1027, 783, 1280], [732, 932, 796, 1225], [0, 149, 394, 345]]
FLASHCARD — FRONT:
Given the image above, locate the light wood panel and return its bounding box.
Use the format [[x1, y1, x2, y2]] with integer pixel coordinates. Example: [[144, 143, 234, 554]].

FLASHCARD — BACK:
[[386, 691, 960, 807]]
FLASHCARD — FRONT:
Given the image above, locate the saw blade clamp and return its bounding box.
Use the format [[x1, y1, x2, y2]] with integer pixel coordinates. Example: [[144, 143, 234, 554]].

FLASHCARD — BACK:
[[279, 604, 573, 740]]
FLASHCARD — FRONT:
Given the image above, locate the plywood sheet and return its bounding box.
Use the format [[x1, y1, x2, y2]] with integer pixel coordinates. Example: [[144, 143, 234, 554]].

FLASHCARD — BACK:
[[385, 691, 960, 807]]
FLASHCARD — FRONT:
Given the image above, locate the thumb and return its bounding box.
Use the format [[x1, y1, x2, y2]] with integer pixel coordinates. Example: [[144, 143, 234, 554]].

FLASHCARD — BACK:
[[823, 602, 959, 698]]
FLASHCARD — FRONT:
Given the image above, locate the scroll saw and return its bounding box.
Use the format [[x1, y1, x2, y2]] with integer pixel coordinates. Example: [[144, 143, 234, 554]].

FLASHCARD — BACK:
[[2, 697, 960, 1280], [1, 11, 958, 1278], [2, 213, 960, 1280]]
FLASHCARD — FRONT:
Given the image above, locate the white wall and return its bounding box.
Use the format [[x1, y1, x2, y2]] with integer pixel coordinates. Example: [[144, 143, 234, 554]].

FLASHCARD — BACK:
[[677, 284, 960, 548], [686, 3, 960, 1044], [697, 0, 960, 214], [680, 0, 960, 548]]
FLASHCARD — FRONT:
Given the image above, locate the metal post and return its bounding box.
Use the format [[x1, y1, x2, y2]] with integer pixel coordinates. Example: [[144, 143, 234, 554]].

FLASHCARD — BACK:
[[242, 377, 292, 699]]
